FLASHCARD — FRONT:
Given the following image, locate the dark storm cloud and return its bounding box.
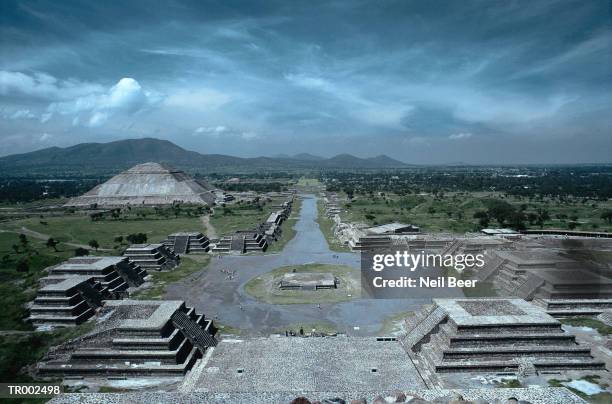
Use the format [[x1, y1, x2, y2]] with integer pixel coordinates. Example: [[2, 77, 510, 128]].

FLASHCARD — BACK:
[[0, 0, 610, 163]]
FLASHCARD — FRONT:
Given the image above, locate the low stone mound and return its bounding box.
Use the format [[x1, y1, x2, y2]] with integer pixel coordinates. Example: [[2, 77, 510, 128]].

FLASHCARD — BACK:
[[37, 300, 217, 377], [401, 298, 605, 378]]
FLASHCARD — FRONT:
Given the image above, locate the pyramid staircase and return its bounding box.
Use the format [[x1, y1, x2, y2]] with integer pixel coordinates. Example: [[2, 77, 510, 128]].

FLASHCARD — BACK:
[[38, 303, 217, 376], [404, 301, 605, 376]]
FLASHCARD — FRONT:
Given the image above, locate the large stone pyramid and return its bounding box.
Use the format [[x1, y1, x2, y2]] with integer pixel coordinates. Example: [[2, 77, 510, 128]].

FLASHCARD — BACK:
[[66, 162, 216, 207]]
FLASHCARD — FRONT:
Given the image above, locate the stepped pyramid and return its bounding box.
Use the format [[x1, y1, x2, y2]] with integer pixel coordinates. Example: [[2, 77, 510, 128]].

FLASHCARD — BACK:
[[66, 162, 216, 207], [401, 298, 605, 382]]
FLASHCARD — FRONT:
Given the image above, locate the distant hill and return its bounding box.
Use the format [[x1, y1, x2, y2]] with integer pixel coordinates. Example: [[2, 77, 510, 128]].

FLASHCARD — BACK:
[[292, 153, 325, 161], [0, 138, 408, 175]]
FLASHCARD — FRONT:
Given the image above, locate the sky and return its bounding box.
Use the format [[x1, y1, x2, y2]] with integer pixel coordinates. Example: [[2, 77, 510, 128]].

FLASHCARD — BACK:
[[0, 0, 610, 164]]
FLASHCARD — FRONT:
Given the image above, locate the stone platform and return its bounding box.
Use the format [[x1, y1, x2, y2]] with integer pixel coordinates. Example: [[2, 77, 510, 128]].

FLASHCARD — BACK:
[[190, 335, 426, 393], [401, 298, 605, 379], [37, 300, 217, 377]]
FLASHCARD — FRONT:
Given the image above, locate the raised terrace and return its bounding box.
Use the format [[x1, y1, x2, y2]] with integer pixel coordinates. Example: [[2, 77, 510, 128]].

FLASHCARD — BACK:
[[123, 243, 179, 271], [29, 276, 107, 327], [48, 256, 147, 289], [163, 232, 210, 254], [401, 298, 605, 383], [37, 300, 217, 377], [484, 249, 612, 300], [189, 336, 426, 393], [212, 231, 268, 254]]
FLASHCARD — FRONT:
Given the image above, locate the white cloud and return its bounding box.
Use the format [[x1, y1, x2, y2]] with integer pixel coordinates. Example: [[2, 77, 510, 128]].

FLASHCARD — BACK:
[[0, 70, 103, 100], [47, 76, 161, 127], [285, 73, 333, 91], [194, 125, 229, 136], [88, 112, 109, 127], [165, 89, 231, 110], [2, 109, 36, 120], [193, 125, 258, 141], [39, 132, 53, 142], [449, 132, 473, 140]]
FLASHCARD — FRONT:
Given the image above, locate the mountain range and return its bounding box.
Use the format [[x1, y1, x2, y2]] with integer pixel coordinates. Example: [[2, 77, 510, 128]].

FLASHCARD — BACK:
[[0, 138, 408, 174]]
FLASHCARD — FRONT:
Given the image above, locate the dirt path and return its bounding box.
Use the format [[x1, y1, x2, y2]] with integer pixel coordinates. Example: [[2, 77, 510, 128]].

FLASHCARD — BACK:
[[0, 227, 112, 251], [200, 215, 218, 239]]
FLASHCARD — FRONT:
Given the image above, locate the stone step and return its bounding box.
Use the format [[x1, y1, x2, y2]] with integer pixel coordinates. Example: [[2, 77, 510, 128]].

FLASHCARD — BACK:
[[402, 307, 447, 352], [72, 338, 192, 364], [38, 347, 201, 376], [30, 300, 90, 315], [112, 329, 182, 350], [34, 294, 81, 306], [455, 324, 563, 335], [443, 346, 592, 360], [534, 359, 606, 371], [30, 308, 95, 326], [449, 333, 576, 348]]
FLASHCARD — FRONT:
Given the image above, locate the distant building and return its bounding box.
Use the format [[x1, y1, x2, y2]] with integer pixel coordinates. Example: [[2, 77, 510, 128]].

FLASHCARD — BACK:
[[366, 222, 420, 235], [65, 162, 216, 207]]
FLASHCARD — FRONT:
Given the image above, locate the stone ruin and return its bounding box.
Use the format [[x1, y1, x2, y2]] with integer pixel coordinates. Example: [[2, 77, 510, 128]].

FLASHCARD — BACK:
[[29, 256, 148, 327], [37, 300, 217, 377], [211, 196, 293, 254], [65, 162, 216, 207], [475, 249, 612, 303], [213, 230, 268, 254], [279, 272, 338, 290], [123, 243, 179, 271], [30, 276, 109, 327], [400, 298, 604, 385], [163, 232, 210, 254]]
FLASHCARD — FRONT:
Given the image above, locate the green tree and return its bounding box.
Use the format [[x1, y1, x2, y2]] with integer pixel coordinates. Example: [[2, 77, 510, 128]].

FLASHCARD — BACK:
[[18, 234, 28, 250], [46, 238, 59, 252], [75, 247, 89, 256], [88, 240, 99, 251], [16, 259, 29, 273]]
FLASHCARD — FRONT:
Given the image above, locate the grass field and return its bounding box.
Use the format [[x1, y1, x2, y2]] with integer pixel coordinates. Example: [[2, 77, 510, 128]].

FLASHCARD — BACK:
[[0, 322, 94, 384], [336, 191, 612, 233], [0, 214, 206, 251], [0, 232, 79, 331], [559, 317, 612, 336], [296, 178, 321, 187], [244, 263, 360, 304], [316, 199, 351, 252], [133, 255, 210, 300], [210, 196, 290, 236]]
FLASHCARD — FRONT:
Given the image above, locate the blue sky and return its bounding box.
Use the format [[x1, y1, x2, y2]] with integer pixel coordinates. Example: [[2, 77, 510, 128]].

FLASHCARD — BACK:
[[0, 0, 610, 163]]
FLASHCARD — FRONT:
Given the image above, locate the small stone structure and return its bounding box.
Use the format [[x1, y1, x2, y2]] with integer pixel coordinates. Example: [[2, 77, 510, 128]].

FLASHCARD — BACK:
[[37, 300, 217, 377], [47, 256, 147, 290], [123, 243, 179, 271], [29, 256, 148, 327], [400, 298, 605, 379], [191, 336, 426, 393], [482, 250, 612, 300], [163, 232, 210, 254], [212, 196, 292, 253], [65, 162, 216, 207], [279, 272, 338, 290], [213, 231, 268, 254], [29, 276, 108, 327]]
